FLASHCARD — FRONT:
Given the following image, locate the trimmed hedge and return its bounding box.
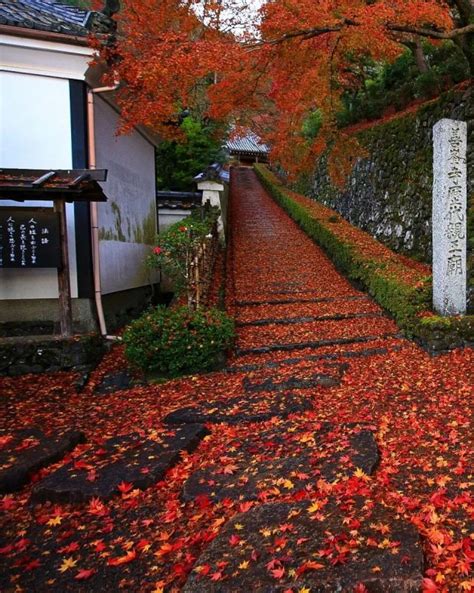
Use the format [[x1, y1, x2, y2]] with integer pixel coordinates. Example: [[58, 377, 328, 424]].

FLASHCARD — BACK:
[[255, 164, 473, 351]]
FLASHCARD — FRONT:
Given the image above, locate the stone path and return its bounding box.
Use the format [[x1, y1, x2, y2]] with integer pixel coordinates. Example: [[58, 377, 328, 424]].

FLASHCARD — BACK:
[[0, 427, 85, 494], [182, 421, 379, 502], [183, 500, 424, 593], [170, 169, 420, 591], [31, 425, 208, 503]]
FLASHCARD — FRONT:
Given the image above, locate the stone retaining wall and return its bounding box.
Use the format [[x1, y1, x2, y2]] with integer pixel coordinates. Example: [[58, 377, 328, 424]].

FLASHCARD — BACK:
[[310, 86, 473, 311], [0, 334, 106, 376]]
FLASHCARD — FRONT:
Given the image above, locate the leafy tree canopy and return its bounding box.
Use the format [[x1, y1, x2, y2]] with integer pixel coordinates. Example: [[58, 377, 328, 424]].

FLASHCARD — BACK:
[[96, 0, 474, 185]]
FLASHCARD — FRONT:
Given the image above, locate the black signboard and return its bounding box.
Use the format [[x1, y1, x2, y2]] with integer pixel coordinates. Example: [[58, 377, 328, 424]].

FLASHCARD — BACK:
[[0, 207, 60, 268]]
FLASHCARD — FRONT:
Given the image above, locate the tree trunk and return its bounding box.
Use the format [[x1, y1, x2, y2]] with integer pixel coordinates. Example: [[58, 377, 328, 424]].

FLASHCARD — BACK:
[[415, 39, 429, 74], [449, 0, 474, 75]]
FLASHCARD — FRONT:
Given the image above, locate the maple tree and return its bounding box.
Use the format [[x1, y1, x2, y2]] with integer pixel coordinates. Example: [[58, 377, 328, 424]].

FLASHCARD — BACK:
[[96, 0, 473, 181]]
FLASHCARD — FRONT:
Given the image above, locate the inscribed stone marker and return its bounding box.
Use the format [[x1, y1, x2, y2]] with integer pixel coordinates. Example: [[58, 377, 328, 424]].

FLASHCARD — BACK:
[[432, 118, 467, 316]]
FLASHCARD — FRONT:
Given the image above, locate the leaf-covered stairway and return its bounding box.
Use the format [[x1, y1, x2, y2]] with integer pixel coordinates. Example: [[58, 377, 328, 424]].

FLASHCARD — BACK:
[[0, 168, 472, 592]]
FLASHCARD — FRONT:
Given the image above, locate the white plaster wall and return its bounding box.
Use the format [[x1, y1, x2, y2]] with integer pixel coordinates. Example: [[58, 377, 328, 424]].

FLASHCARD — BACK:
[[94, 96, 158, 294], [159, 208, 192, 233], [0, 71, 78, 299]]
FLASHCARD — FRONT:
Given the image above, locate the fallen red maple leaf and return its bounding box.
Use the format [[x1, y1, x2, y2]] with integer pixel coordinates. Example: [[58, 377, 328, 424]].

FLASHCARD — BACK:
[[75, 568, 96, 580], [118, 481, 134, 494], [107, 550, 137, 566]]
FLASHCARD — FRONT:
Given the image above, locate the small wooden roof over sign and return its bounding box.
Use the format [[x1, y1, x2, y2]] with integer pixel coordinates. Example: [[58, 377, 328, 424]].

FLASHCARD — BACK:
[[0, 169, 108, 203]]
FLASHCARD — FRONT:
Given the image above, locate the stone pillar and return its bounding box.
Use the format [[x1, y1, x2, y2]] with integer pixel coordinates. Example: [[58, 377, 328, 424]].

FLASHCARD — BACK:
[[197, 180, 225, 241], [432, 118, 467, 316]]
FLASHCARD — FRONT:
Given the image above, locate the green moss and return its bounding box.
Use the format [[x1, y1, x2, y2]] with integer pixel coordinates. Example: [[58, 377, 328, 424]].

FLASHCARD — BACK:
[[143, 214, 157, 245], [111, 202, 126, 242]]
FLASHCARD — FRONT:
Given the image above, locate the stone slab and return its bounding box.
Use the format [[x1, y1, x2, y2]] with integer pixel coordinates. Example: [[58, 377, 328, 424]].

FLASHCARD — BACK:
[[183, 424, 378, 501], [183, 500, 423, 592], [94, 370, 143, 395], [237, 312, 383, 327], [31, 424, 208, 503], [0, 427, 85, 494], [236, 333, 400, 356], [242, 363, 346, 393], [227, 345, 402, 373], [236, 295, 370, 307], [163, 393, 313, 425]]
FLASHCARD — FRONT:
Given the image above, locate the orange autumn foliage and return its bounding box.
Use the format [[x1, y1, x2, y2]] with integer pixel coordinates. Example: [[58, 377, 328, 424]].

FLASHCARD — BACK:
[[96, 0, 466, 184]]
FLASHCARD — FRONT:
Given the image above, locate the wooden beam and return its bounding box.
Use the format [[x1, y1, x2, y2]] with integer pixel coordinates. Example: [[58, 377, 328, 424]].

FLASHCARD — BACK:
[[32, 171, 56, 186], [54, 200, 73, 337]]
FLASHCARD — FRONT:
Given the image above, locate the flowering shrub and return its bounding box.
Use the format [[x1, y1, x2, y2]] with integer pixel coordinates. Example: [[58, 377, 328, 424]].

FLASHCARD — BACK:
[[148, 207, 219, 309], [123, 305, 234, 376]]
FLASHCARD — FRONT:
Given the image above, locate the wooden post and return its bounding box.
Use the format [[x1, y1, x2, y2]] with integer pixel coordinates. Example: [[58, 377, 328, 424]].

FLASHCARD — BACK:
[[54, 200, 73, 337]]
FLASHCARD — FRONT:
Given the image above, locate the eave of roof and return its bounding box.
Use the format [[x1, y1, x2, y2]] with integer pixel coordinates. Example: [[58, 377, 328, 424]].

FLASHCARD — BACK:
[[0, 22, 90, 45]]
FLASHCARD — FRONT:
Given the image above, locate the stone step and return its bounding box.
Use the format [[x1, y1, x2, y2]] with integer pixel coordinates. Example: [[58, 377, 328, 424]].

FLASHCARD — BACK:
[[236, 295, 370, 307], [94, 370, 145, 395], [237, 312, 384, 328], [31, 425, 208, 503], [235, 333, 402, 357], [183, 500, 423, 593], [236, 298, 382, 325], [236, 317, 399, 352], [164, 392, 313, 426], [183, 422, 379, 502], [0, 427, 85, 494], [227, 342, 404, 373], [242, 362, 347, 393]]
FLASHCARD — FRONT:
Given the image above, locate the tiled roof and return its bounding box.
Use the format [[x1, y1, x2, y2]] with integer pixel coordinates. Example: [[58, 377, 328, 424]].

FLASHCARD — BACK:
[[157, 191, 202, 209], [0, 0, 112, 37], [226, 133, 269, 156]]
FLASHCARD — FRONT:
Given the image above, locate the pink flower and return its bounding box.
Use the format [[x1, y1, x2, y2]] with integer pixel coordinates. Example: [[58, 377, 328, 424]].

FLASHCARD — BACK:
[[153, 247, 163, 255]]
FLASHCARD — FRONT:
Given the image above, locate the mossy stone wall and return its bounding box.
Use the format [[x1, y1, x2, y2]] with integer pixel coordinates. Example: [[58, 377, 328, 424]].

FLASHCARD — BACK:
[[311, 87, 473, 311]]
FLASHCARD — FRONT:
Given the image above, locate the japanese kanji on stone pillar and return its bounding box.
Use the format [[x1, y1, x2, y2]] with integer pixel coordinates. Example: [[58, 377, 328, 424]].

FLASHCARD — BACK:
[[432, 119, 467, 316]]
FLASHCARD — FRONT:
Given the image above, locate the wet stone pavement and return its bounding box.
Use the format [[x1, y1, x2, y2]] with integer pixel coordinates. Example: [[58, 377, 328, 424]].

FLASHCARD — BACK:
[[0, 169, 472, 592]]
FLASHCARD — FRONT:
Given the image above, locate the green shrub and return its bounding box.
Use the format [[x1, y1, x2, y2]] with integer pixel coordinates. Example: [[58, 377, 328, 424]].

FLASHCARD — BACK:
[[414, 70, 442, 99], [123, 305, 235, 376]]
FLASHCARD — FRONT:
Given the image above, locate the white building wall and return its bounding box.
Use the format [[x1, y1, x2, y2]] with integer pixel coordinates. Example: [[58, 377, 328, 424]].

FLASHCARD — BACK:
[[159, 208, 192, 233], [0, 70, 78, 299], [94, 96, 158, 295]]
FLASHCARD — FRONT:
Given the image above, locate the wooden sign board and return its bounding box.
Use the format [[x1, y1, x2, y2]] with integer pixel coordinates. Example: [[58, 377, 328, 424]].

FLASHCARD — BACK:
[[0, 207, 60, 268]]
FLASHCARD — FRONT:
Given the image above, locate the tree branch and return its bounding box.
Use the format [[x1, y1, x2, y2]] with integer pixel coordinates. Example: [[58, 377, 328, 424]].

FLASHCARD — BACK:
[[246, 24, 344, 49], [387, 23, 474, 39], [247, 20, 474, 50]]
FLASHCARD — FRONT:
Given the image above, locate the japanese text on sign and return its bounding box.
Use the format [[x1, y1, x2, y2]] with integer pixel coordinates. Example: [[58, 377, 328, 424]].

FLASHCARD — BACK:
[[0, 208, 60, 268]]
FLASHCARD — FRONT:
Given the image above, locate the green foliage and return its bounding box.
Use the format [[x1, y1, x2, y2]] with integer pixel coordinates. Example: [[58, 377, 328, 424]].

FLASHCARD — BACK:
[[301, 110, 323, 140], [123, 305, 235, 376], [254, 164, 473, 348], [337, 42, 470, 127], [156, 117, 226, 191], [148, 207, 219, 295]]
